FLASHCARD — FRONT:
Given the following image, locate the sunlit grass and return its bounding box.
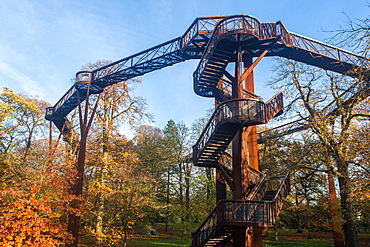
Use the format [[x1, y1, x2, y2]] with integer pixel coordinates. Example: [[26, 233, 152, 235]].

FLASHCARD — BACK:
[[263, 240, 332, 247], [127, 235, 190, 247], [126, 228, 370, 247], [263, 228, 333, 247]]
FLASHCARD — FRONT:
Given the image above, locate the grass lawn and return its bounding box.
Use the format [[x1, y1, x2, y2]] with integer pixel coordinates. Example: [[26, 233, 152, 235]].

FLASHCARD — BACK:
[[263, 229, 370, 247], [263, 229, 333, 247], [125, 228, 370, 247], [126, 234, 190, 247]]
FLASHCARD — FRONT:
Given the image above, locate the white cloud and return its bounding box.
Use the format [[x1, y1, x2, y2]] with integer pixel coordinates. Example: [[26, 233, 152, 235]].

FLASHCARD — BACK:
[[0, 60, 44, 98]]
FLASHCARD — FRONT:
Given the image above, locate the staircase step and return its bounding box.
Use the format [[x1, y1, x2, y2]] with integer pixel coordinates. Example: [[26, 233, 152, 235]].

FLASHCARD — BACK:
[[262, 190, 277, 201]]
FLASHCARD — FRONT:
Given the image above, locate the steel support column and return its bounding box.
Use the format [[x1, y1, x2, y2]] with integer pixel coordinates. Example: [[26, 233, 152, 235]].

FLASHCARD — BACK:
[[232, 48, 264, 247], [244, 56, 263, 247], [232, 43, 249, 247], [67, 81, 101, 247]]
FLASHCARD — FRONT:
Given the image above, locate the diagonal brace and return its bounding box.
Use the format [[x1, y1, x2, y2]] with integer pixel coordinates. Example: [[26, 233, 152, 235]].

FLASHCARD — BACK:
[[216, 163, 236, 191], [239, 49, 268, 84]]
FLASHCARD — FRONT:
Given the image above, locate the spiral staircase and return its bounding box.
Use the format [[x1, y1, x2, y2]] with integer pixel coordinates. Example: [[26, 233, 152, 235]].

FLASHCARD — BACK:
[[191, 92, 289, 246]]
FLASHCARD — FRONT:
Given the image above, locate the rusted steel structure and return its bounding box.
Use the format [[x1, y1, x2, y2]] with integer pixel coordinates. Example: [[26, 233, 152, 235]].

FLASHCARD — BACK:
[[45, 15, 369, 247]]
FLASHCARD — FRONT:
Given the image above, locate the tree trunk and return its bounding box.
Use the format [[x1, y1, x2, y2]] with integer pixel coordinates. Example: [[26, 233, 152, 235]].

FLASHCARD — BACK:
[[96, 162, 107, 240], [185, 163, 191, 209], [206, 168, 213, 211], [335, 157, 359, 247], [96, 122, 109, 242], [327, 170, 345, 247], [165, 165, 170, 232], [178, 162, 183, 204]]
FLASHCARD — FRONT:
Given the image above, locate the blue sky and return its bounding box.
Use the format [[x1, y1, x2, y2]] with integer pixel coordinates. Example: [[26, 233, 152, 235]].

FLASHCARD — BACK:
[[0, 0, 368, 137]]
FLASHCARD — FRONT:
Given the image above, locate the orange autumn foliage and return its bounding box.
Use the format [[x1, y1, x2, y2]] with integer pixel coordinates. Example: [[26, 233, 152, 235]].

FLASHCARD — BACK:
[[0, 186, 72, 246]]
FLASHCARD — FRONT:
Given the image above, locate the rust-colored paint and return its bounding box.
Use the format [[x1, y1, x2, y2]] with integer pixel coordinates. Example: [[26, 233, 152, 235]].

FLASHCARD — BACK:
[[67, 85, 101, 247]]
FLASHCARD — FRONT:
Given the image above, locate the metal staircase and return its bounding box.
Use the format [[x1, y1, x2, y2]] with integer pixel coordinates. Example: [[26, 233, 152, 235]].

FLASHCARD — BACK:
[[193, 92, 283, 167], [191, 173, 290, 247], [191, 89, 287, 246]]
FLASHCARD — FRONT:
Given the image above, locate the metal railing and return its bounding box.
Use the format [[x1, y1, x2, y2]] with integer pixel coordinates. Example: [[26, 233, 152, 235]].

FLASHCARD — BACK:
[[246, 170, 266, 201], [193, 93, 283, 164], [248, 166, 265, 189], [52, 85, 77, 116], [217, 78, 262, 100], [264, 92, 284, 120], [193, 98, 266, 162], [289, 33, 369, 68], [181, 16, 225, 50], [192, 173, 290, 247], [193, 16, 273, 93], [92, 37, 184, 85]]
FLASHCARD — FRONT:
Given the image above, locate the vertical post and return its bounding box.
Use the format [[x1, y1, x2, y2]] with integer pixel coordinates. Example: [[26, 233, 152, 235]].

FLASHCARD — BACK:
[[232, 44, 245, 200], [67, 90, 89, 247], [244, 56, 263, 247], [232, 42, 249, 247], [67, 73, 101, 247]]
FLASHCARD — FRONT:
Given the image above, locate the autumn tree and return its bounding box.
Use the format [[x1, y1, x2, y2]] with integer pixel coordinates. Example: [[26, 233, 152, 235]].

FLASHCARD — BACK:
[[78, 60, 152, 245], [190, 110, 216, 211], [83, 135, 156, 246], [0, 87, 74, 246], [268, 59, 367, 246], [260, 136, 331, 233], [347, 108, 370, 232], [0, 88, 49, 164], [134, 125, 166, 185]]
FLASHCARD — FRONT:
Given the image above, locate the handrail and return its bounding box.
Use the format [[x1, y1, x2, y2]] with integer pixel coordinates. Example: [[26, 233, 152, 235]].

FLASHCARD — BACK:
[[272, 173, 290, 201], [246, 173, 267, 201], [192, 98, 266, 162], [193, 93, 284, 165], [264, 92, 284, 120], [193, 166, 264, 234], [193, 15, 266, 97], [248, 166, 265, 186], [289, 32, 369, 68], [192, 173, 290, 246], [181, 16, 226, 49], [218, 78, 262, 100], [91, 37, 184, 82]]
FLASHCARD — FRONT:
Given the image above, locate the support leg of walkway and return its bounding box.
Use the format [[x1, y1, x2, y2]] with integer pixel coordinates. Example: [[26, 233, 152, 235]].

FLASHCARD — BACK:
[[66, 84, 101, 247], [232, 43, 249, 247]]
